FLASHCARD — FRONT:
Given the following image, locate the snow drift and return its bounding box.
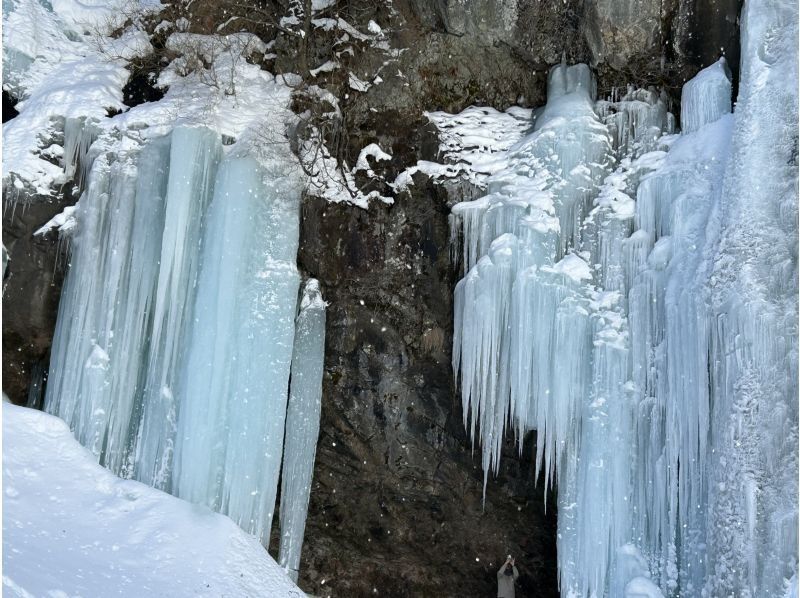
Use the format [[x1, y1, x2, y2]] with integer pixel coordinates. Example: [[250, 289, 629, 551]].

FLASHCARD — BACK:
[[2, 403, 304, 597]]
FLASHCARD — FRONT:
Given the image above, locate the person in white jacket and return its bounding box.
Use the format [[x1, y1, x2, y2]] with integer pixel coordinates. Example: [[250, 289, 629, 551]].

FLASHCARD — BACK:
[[497, 555, 519, 598]]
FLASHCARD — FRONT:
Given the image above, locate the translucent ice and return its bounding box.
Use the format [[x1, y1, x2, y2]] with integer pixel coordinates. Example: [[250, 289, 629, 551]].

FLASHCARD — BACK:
[[134, 126, 222, 491], [278, 279, 327, 581], [172, 144, 303, 545], [45, 132, 170, 473], [679, 58, 732, 134], [44, 122, 322, 575]]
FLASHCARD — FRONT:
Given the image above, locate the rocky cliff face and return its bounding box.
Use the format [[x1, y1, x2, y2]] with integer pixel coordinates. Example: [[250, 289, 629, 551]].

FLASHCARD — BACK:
[[295, 181, 559, 596], [3, 191, 71, 405], [3, 1, 741, 596]]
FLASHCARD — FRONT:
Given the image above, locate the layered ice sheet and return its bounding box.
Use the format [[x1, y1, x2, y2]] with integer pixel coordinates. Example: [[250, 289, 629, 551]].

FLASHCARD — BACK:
[[450, 3, 798, 594], [43, 122, 326, 573]]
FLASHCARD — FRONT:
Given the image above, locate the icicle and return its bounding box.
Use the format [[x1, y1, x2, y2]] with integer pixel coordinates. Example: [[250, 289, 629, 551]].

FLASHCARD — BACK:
[[2, 243, 8, 284], [133, 126, 222, 491], [278, 279, 327, 582], [24, 359, 47, 410], [62, 117, 100, 186], [452, 60, 612, 509], [453, 234, 518, 498]]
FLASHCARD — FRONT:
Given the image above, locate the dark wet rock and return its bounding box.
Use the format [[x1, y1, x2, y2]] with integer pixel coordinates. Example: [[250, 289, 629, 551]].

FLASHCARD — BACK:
[[122, 58, 166, 109], [297, 178, 559, 597], [3, 90, 19, 123], [3, 195, 70, 404], [672, 0, 743, 88]]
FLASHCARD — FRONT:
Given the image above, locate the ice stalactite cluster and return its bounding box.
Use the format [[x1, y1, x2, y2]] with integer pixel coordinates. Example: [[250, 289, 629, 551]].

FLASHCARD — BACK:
[[450, 0, 797, 595], [44, 124, 327, 568]]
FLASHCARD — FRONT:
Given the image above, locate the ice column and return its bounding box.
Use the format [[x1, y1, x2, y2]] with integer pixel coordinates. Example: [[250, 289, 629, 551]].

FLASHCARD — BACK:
[[279, 279, 327, 581], [172, 144, 303, 545], [62, 117, 100, 185], [44, 121, 323, 563], [702, 0, 798, 594], [623, 62, 735, 592], [44, 133, 170, 472], [134, 127, 222, 490]]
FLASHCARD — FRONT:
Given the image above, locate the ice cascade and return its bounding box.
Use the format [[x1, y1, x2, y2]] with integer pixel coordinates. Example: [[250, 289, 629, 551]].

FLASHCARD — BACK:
[[44, 125, 327, 568], [450, 1, 798, 595]]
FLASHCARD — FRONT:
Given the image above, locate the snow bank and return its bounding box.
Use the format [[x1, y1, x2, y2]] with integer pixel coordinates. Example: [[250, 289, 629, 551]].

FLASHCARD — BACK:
[[2, 403, 304, 598]]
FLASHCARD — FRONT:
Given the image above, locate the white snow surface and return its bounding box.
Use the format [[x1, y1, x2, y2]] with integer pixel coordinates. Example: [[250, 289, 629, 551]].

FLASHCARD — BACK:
[[4, 0, 393, 209], [393, 105, 533, 191], [33, 204, 79, 236], [3, 0, 153, 195], [2, 403, 303, 598], [3, 0, 297, 199]]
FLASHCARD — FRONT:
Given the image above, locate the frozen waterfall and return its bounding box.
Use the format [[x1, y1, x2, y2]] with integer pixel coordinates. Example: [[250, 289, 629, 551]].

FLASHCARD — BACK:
[[450, 0, 798, 596], [44, 124, 327, 570]]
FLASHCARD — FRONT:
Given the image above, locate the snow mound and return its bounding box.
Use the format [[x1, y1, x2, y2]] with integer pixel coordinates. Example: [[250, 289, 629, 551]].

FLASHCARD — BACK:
[[2, 403, 304, 598]]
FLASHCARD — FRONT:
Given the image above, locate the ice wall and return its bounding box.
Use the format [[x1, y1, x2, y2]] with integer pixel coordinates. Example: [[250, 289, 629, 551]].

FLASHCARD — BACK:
[[451, 1, 797, 593], [44, 123, 325, 572], [702, 0, 798, 594], [278, 279, 327, 581]]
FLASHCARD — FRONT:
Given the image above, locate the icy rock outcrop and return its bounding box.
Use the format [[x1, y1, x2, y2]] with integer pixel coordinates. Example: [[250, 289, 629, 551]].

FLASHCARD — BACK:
[[2, 0, 149, 196], [450, 0, 797, 593]]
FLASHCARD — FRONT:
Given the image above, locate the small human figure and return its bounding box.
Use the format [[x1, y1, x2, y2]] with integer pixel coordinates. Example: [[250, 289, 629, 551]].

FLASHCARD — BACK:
[[497, 555, 520, 598]]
